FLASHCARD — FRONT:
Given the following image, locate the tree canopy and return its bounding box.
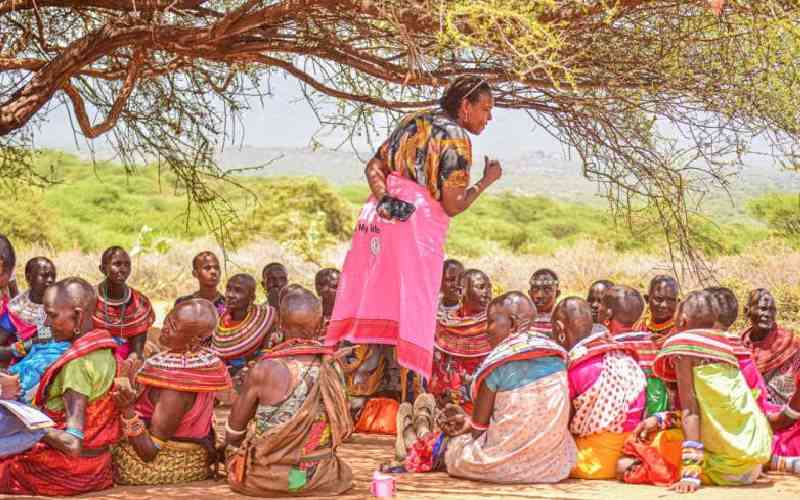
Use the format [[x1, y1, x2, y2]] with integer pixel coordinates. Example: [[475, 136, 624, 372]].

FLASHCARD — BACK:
[[2, 0, 800, 278]]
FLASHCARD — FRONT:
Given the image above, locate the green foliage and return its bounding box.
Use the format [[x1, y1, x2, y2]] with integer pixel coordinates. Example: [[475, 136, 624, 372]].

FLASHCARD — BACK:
[[337, 185, 769, 258], [0, 187, 65, 249], [0, 152, 789, 266], [232, 177, 355, 264], [747, 193, 800, 243]]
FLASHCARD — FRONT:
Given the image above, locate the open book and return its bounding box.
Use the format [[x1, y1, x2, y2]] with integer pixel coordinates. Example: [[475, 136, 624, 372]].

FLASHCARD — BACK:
[[0, 399, 54, 430]]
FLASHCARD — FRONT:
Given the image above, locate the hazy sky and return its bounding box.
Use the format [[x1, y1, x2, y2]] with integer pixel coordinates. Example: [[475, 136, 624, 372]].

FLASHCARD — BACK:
[[33, 75, 568, 162]]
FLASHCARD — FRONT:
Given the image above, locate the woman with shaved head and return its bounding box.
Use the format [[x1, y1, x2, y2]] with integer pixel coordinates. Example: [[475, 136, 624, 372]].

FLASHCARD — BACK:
[[0, 278, 121, 496], [111, 299, 232, 485], [406, 292, 576, 484]]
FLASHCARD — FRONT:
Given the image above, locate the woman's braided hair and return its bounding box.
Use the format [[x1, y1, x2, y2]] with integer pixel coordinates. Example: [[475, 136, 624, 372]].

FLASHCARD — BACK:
[[440, 76, 492, 120]]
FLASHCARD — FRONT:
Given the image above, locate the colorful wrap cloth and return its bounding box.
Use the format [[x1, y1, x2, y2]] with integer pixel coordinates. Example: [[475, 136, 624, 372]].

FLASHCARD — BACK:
[[429, 307, 491, 412], [651, 329, 772, 486], [227, 340, 353, 497], [572, 431, 630, 480], [440, 330, 576, 484], [93, 287, 155, 361], [567, 333, 646, 438], [326, 173, 451, 379], [567, 332, 646, 479], [7, 340, 70, 404], [769, 371, 800, 462], [741, 324, 800, 407], [622, 428, 683, 486], [612, 330, 668, 415], [446, 370, 576, 484], [653, 329, 739, 382], [213, 304, 275, 365], [114, 351, 230, 487], [0, 329, 121, 496]]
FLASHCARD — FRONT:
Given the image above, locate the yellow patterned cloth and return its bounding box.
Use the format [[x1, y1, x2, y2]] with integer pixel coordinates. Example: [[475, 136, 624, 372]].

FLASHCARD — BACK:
[[571, 431, 629, 479], [112, 439, 211, 485], [375, 109, 473, 200]]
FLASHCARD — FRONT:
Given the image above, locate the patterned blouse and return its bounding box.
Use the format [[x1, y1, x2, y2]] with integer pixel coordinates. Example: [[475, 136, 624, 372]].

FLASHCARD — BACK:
[[375, 109, 473, 200]]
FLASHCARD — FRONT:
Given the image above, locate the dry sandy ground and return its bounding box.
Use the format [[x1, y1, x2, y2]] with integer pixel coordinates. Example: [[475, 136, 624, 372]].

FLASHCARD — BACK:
[[2, 434, 799, 500]]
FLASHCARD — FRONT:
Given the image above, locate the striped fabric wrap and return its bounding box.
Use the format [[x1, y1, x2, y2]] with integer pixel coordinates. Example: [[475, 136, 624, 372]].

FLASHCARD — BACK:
[[470, 330, 566, 402], [261, 338, 335, 360], [435, 308, 491, 358], [653, 329, 739, 382], [212, 303, 274, 362], [136, 348, 232, 393], [613, 331, 658, 375], [568, 330, 639, 369]]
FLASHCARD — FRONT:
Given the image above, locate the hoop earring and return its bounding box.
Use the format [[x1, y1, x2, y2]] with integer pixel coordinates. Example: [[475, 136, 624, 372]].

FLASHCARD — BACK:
[[557, 332, 566, 344]]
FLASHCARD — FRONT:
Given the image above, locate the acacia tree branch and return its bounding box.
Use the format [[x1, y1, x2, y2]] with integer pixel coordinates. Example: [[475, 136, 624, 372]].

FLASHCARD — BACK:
[[61, 49, 143, 138]]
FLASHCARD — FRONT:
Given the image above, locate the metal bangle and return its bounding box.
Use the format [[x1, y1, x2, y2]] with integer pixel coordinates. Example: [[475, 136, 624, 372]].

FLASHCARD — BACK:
[[783, 404, 800, 421]]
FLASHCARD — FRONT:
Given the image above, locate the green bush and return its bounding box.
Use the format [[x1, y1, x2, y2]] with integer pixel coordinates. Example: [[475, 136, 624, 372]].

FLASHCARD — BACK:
[[232, 177, 356, 263], [747, 193, 800, 243]]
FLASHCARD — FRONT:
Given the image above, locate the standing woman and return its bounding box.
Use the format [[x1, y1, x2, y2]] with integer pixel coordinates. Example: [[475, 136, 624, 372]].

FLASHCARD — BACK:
[[326, 76, 502, 379]]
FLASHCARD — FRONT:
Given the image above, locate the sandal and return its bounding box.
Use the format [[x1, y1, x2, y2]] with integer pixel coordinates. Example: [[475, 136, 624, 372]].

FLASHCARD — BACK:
[[395, 402, 414, 460], [412, 393, 436, 436]]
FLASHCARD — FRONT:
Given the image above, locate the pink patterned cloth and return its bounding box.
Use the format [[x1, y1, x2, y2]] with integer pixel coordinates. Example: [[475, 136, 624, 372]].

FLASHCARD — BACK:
[[326, 174, 450, 379], [445, 371, 576, 483], [568, 351, 647, 436]]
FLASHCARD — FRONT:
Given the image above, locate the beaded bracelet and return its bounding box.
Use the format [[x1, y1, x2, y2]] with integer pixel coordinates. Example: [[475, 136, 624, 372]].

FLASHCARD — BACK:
[[11, 340, 27, 358], [681, 440, 704, 486], [654, 411, 681, 431], [468, 417, 489, 432], [225, 421, 247, 439], [65, 427, 84, 440], [121, 413, 145, 438], [783, 404, 800, 421]]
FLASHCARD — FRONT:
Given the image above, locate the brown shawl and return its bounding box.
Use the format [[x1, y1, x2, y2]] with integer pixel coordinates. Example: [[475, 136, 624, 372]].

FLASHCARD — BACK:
[[226, 350, 353, 497]]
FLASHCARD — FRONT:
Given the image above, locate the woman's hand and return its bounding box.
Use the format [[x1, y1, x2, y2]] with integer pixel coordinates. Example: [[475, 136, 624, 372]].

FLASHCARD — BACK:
[[0, 373, 20, 400], [111, 382, 138, 411], [437, 404, 471, 436], [634, 416, 659, 442], [482, 156, 502, 184]]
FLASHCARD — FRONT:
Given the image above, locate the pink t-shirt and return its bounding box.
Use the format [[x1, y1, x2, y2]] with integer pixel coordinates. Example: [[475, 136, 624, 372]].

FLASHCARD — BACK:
[[569, 355, 646, 432]]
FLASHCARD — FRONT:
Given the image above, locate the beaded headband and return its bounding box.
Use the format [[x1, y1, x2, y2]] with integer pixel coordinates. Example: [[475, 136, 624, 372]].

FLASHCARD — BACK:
[[530, 278, 559, 287]]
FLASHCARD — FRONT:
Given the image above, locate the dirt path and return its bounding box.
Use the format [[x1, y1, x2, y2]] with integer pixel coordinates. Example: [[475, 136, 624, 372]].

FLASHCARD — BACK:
[[3, 434, 799, 499]]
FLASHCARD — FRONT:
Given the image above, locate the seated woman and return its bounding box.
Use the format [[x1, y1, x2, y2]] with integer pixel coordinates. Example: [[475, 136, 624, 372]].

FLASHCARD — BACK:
[[527, 269, 561, 334], [407, 292, 576, 483], [0, 257, 56, 348], [111, 298, 232, 485], [212, 274, 274, 380], [0, 278, 121, 496], [92, 246, 155, 361], [225, 288, 352, 497], [552, 297, 646, 480], [174, 251, 225, 316], [623, 291, 772, 493], [769, 368, 800, 473], [0, 258, 69, 404], [429, 269, 493, 413]]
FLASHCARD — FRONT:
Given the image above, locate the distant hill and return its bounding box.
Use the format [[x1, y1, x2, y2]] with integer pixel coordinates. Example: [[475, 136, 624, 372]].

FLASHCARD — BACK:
[[210, 146, 800, 216], [74, 145, 800, 218]]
